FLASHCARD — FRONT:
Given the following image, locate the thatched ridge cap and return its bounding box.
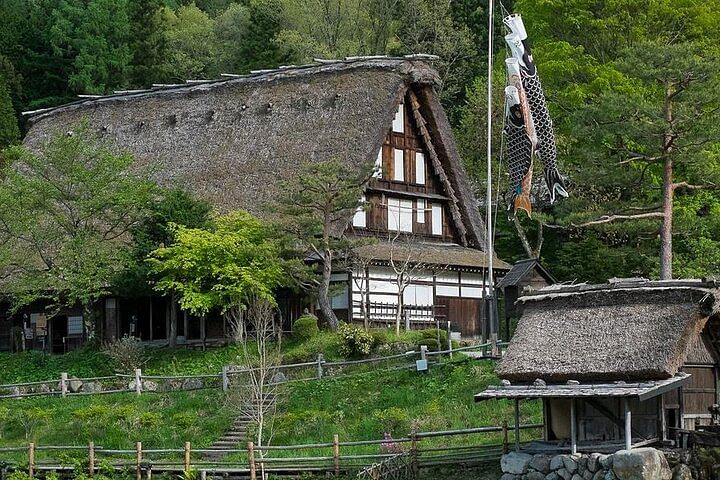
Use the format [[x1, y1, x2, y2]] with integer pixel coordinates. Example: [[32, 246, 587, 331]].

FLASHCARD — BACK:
[[23, 56, 440, 123], [517, 279, 720, 304]]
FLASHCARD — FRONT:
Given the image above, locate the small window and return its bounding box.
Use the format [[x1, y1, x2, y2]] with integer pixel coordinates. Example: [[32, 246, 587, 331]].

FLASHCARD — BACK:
[[417, 199, 425, 223], [393, 149, 404, 182], [68, 316, 84, 336], [331, 285, 349, 309], [373, 147, 382, 178], [353, 195, 366, 228], [415, 152, 426, 185], [392, 104, 404, 133], [388, 198, 412, 232], [431, 203, 442, 235]]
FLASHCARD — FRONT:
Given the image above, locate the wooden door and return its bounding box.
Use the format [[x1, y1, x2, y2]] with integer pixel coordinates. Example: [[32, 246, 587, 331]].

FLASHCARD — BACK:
[[435, 296, 481, 338]]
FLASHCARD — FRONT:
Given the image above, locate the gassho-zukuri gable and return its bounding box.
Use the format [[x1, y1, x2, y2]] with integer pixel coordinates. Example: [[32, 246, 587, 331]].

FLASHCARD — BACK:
[[13, 56, 509, 350]]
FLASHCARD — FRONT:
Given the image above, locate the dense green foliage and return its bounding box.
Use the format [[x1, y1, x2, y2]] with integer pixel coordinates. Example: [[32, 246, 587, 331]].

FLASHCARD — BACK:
[[292, 314, 320, 341], [149, 210, 286, 315], [0, 127, 156, 335], [1, 0, 719, 281]]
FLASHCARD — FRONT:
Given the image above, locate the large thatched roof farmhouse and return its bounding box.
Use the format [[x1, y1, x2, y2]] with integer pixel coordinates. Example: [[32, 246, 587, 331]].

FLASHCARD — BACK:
[[10, 56, 509, 351], [477, 279, 720, 455]]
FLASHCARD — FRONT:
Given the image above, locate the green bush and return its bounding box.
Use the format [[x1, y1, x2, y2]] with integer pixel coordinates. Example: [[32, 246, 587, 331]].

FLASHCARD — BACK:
[[337, 323, 374, 358], [417, 328, 448, 351], [293, 314, 320, 341]]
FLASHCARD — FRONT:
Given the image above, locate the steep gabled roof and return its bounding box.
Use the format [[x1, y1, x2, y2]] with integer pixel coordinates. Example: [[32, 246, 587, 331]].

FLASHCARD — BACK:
[[496, 258, 556, 289], [496, 279, 720, 382], [22, 56, 488, 250]]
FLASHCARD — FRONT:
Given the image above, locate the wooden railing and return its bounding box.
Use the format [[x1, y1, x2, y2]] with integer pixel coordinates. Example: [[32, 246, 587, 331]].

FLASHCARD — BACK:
[[0, 342, 508, 400], [0, 423, 543, 479]]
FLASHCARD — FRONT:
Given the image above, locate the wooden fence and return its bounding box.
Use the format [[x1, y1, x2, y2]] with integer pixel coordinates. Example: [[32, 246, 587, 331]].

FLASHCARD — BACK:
[[0, 342, 507, 400], [0, 423, 543, 479]]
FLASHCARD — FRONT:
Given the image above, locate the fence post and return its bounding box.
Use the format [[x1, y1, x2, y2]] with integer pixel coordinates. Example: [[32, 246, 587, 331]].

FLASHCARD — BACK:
[[404, 311, 410, 332], [222, 366, 229, 392], [135, 369, 142, 395], [316, 354, 324, 379], [28, 442, 35, 479], [491, 333, 499, 357], [409, 429, 418, 477], [248, 442, 256, 480], [420, 345, 427, 363], [333, 434, 340, 477], [136, 442, 142, 480], [61, 372, 68, 397], [89, 441, 95, 477], [183, 442, 191, 473], [502, 421, 509, 454]]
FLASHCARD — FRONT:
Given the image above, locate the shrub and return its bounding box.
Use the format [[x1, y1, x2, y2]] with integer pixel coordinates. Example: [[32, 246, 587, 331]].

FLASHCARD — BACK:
[[337, 323, 374, 358], [104, 335, 146, 372], [293, 314, 320, 341], [7, 472, 31, 480], [417, 328, 448, 351]]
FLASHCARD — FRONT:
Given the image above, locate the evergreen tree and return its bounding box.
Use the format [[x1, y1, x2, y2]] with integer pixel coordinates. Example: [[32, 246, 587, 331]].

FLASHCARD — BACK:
[[128, 0, 166, 87], [0, 76, 20, 148]]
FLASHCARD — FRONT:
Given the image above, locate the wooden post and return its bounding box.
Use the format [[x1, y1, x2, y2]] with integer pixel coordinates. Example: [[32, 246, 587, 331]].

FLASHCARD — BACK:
[[420, 345, 427, 362], [222, 366, 229, 392], [333, 434, 340, 477], [135, 369, 142, 395], [404, 310, 410, 332], [624, 398, 632, 450], [316, 354, 324, 379], [248, 442, 256, 480], [183, 442, 191, 473], [136, 442, 142, 480], [146, 464, 152, 480], [28, 443, 35, 479], [447, 321, 453, 358], [502, 421, 509, 454], [88, 441, 95, 477], [61, 372, 68, 397], [491, 333, 499, 357], [570, 399, 577, 455], [410, 428, 418, 477], [514, 399, 521, 452]]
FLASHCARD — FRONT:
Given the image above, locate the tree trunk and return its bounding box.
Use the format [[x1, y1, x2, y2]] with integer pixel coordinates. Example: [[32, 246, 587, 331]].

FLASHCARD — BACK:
[[168, 294, 178, 348], [660, 84, 675, 280], [82, 303, 96, 343], [395, 290, 403, 336], [318, 248, 339, 330]]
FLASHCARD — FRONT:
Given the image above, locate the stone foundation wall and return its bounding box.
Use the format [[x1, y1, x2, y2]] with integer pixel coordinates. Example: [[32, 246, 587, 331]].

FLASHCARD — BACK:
[[499, 447, 694, 480]]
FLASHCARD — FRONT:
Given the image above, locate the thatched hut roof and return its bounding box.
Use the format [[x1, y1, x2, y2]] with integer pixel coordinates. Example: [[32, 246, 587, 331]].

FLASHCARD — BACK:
[[496, 279, 720, 382], [22, 56, 488, 250]]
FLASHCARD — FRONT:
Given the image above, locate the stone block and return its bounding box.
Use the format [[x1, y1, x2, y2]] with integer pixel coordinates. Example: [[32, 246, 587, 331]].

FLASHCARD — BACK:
[[612, 448, 672, 480], [68, 377, 83, 393], [588, 453, 602, 473], [501, 451, 533, 475], [530, 454, 551, 474]]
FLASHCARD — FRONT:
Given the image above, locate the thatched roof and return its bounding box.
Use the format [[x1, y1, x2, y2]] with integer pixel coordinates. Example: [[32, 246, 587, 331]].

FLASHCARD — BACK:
[[496, 279, 720, 382], [22, 56, 488, 250], [353, 241, 510, 271]]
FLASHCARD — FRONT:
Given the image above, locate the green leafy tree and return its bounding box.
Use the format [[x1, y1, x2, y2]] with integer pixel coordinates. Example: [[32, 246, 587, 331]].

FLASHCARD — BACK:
[[0, 126, 157, 339], [274, 160, 367, 331], [148, 211, 286, 341], [160, 4, 217, 82], [119, 188, 213, 347], [49, 0, 132, 94]]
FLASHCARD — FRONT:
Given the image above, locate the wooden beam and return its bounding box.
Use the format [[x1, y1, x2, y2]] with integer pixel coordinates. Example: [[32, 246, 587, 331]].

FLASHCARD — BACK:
[[514, 399, 521, 451], [570, 398, 577, 455], [585, 398, 646, 440], [624, 398, 632, 450]]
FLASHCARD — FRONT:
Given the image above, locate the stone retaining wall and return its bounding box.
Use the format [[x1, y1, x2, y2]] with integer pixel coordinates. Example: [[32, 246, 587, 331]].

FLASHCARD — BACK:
[[499, 447, 693, 480]]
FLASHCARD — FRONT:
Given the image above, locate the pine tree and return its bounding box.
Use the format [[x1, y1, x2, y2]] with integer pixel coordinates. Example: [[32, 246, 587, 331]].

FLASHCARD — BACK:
[[0, 76, 20, 148], [128, 0, 166, 87]]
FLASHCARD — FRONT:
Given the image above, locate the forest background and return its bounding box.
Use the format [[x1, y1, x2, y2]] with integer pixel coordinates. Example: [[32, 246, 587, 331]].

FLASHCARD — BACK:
[[1, 0, 719, 282]]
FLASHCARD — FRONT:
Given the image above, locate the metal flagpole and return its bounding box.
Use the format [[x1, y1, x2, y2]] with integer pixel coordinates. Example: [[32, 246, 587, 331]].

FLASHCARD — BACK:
[[485, 0, 499, 342]]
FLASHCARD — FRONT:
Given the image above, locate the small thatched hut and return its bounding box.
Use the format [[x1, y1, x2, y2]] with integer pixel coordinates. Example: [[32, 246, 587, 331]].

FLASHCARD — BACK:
[[12, 56, 509, 349], [476, 279, 720, 453]]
